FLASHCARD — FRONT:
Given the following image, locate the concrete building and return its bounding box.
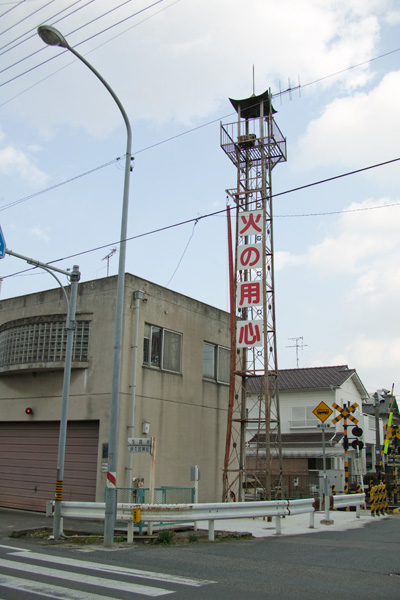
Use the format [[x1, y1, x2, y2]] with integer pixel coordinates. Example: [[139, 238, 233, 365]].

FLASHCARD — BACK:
[[0, 274, 231, 511]]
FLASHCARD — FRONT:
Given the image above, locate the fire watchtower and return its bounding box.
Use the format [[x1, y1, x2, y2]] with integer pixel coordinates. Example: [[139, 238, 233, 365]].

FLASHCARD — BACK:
[[221, 89, 286, 502]]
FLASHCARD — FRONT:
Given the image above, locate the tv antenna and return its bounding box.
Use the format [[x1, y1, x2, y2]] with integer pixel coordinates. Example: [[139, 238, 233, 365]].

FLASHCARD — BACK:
[[102, 248, 117, 276], [286, 336, 308, 367]]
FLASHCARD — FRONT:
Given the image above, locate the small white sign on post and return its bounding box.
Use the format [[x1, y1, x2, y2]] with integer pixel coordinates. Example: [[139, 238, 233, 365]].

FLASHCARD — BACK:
[[128, 437, 153, 454], [353, 456, 366, 476]]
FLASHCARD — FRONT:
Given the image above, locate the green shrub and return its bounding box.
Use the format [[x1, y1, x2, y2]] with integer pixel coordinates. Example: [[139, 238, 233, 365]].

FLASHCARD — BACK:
[[156, 530, 174, 544]]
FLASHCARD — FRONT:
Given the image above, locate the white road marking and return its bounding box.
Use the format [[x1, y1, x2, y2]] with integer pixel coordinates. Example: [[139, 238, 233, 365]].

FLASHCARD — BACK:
[[0, 573, 136, 600], [0, 558, 171, 597], [7, 549, 215, 587]]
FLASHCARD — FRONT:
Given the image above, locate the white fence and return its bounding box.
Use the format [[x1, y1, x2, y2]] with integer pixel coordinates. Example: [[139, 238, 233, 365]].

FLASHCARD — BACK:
[[47, 493, 365, 542]]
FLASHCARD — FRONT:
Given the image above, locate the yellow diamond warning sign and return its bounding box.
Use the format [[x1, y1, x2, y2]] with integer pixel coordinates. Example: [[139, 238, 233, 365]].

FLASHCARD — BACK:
[[313, 401, 333, 423]]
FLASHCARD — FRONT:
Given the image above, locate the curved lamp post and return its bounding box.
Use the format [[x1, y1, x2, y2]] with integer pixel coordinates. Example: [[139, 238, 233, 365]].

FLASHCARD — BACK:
[[38, 25, 132, 547]]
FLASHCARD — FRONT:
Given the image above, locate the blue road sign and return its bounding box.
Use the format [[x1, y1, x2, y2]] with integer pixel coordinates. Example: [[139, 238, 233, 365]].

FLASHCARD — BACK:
[[0, 226, 5, 259]]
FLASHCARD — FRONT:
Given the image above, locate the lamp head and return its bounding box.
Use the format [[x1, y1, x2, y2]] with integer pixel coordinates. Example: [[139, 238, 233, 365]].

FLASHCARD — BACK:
[[37, 25, 69, 48]]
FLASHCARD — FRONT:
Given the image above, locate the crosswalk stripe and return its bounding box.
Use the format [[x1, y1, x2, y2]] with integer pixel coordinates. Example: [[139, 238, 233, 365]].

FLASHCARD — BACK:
[[0, 573, 133, 600], [0, 559, 171, 597], [8, 549, 215, 587]]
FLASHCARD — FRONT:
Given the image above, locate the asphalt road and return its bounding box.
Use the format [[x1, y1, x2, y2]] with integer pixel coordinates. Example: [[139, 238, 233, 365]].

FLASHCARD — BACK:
[[0, 514, 399, 599]]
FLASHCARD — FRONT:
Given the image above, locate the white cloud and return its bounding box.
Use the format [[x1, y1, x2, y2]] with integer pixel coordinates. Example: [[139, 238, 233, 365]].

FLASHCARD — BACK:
[[329, 335, 400, 377], [0, 143, 49, 187], [275, 250, 305, 271], [294, 70, 400, 176], [7, 0, 390, 135], [277, 198, 400, 275], [29, 227, 50, 242]]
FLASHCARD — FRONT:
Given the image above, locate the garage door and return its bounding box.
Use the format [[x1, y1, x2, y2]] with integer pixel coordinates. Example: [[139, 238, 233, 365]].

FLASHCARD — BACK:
[[0, 421, 99, 512]]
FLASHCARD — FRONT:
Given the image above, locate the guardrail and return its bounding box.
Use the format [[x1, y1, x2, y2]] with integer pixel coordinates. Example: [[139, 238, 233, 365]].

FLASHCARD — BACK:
[[332, 493, 366, 517], [47, 494, 366, 541], [47, 498, 317, 541]]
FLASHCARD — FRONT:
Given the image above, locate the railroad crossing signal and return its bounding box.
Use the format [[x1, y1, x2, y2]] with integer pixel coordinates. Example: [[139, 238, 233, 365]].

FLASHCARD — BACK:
[[313, 401, 333, 423], [332, 402, 359, 425]]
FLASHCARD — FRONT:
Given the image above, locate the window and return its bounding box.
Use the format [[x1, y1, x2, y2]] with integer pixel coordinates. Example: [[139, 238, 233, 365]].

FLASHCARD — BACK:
[[0, 317, 90, 371], [290, 406, 319, 428], [308, 457, 332, 471], [203, 342, 230, 384], [143, 324, 182, 374]]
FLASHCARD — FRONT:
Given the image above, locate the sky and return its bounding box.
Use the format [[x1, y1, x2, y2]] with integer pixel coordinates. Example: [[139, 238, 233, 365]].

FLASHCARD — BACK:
[[1, 0, 400, 394]]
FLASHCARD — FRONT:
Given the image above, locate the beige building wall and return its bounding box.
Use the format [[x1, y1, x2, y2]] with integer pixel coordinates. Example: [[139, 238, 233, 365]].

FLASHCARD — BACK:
[[0, 273, 230, 507]]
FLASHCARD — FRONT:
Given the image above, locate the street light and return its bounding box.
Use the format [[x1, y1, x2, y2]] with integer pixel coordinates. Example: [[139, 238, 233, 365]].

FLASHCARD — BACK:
[[38, 24, 133, 547]]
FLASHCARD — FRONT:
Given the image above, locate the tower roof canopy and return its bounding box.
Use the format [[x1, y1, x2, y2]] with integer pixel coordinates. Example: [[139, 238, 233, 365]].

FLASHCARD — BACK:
[[229, 89, 276, 119]]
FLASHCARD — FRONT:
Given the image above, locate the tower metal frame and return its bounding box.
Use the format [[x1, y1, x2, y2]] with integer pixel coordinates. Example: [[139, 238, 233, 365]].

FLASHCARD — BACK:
[[221, 90, 286, 501]]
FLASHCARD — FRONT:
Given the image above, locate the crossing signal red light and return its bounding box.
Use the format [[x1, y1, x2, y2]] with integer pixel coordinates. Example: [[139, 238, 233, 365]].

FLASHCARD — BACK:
[[351, 426, 364, 450], [351, 439, 364, 450]]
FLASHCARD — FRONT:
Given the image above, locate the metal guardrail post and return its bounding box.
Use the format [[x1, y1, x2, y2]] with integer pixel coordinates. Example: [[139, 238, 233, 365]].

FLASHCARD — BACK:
[[275, 516, 282, 535], [208, 520, 215, 541]]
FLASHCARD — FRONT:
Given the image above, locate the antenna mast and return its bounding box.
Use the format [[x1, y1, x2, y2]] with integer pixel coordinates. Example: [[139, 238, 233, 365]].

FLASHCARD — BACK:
[[102, 248, 117, 277], [286, 336, 308, 367]]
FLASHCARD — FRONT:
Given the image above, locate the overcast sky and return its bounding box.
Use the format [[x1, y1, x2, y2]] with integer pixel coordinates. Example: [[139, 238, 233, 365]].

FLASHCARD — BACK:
[[1, 0, 400, 394]]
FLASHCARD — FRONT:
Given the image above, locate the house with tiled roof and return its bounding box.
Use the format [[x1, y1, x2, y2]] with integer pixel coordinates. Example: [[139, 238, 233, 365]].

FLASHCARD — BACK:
[[246, 365, 381, 496]]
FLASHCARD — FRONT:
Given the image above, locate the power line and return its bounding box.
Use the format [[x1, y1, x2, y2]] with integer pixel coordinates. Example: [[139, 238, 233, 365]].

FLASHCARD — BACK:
[[301, 47, 400, 89], [0, 0, 136, 80], [3, 36, 400, 205], [0, 0, 169, 89], [0, 0, 26, 18], [0, 0, 94, 57], [0, 157, 121, 211], [0, 0, 181, 108], [0, 0, 55, 38], [4, 155, 400, 280]]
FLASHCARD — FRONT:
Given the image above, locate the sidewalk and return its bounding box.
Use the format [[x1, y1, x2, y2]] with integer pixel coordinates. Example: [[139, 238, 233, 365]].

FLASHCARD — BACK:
[[0, 508, 104, 540], [0, 506, 385, 541], [197, 509, 385, 538]]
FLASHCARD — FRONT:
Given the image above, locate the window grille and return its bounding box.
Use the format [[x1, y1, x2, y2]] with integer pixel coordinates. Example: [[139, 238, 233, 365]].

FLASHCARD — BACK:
[[0, 319, 90, 368]]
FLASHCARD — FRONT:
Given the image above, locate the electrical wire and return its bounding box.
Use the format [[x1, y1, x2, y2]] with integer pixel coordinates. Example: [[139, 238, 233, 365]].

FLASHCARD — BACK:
[[0, 0, 136, 78], [0, 0, 181, 108], [0, 0, 168, 89], [3, 155, 400, 280], [0, 0, 56, 38], [0, 157, 121, 212], [0, 0, 26, 18], [164, 218, 199, 287], [0, 0, 93, 57], [2, 35, 399, 201], [0, 0, 398, 99]]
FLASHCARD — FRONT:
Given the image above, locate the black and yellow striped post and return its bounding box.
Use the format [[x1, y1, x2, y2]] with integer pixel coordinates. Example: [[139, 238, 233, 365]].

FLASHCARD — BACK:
[[343, 417, 349, 495], [370, 484, 378, 516], [380, 481, 388, 515], [55, 480, 63, 502]]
